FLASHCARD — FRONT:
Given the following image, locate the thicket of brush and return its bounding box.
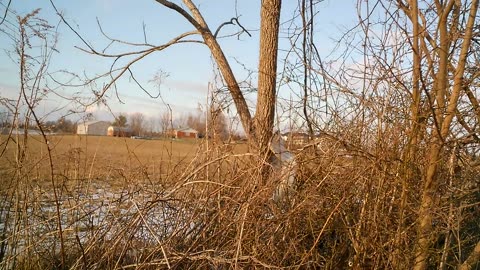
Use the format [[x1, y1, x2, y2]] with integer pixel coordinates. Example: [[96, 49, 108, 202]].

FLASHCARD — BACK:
[[0, 131, 478, 269]]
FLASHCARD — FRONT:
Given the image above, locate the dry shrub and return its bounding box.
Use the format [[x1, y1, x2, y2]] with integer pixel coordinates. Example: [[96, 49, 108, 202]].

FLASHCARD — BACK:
[[0, 135, 479, 269]]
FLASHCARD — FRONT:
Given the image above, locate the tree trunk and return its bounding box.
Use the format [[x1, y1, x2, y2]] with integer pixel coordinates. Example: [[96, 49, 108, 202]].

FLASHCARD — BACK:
[[253, 0, 282, 158], [157, 0, 253, 137], [394, 0, 421, 265], [413, 1, 479, 269]]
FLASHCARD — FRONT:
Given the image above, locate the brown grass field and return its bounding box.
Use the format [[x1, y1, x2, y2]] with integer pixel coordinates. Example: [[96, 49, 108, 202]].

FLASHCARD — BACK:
[[0, 135, 247, 186]]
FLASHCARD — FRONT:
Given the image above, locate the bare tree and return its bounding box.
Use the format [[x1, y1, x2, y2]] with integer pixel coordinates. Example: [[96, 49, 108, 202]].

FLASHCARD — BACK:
[[64, 0, 282, 157], [146, 116, 156, 136], [206, 102, 229, 141], [186, 111, 206, 136], [129, 112, 145, 136], [159, 109, 172, 137], [406, 2, 479, 269]]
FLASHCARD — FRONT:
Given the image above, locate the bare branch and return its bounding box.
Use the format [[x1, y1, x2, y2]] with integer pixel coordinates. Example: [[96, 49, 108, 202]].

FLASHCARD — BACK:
[[459, 241, 480, 270], [155, 0, 203, 30], [214, 17, 252, 38], [0, 0, 12, 26]]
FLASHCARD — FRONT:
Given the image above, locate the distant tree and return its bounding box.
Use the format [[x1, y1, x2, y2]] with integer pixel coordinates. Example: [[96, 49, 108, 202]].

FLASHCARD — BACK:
[[175, 113, 188, 129], [40, 117, 74, 133], [129, 112, 145, 136], [159, 110, 172, 137], [0, 110, 10, 127], [112, 114, 127, 127], [56, 117, 75, 133], [145, 116, 156, 136], [207, 105, 228, 141], [187, 111, 206, 136], [43, 120, 57, 132]]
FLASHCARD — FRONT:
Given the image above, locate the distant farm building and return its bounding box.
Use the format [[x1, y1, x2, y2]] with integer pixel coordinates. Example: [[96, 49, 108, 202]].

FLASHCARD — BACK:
[[167, 127, 199, 139], [107, 126, 133, 137], [76, 121, 110, 136]]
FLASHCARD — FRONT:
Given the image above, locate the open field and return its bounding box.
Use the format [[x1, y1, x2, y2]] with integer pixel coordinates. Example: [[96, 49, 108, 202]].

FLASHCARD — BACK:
[[1, 134, 200, 170], [0, 135, 247, 186]]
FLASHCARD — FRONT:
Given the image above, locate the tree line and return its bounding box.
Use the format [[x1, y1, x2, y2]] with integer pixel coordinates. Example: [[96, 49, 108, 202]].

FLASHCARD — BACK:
[[0, 109, 232, 138], [112, 108, 231, 139]]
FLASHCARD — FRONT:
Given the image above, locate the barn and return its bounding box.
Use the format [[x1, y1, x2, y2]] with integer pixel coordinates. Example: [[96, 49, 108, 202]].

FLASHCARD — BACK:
[[76, 121, 110, 136], [174, 127, 199, 139], [107, 126, 133, 137]]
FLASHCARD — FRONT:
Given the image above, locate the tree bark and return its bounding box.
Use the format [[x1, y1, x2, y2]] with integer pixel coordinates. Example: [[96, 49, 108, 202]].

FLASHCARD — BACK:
[[395, 0, 421, 266], [253, 0, 282, 157]]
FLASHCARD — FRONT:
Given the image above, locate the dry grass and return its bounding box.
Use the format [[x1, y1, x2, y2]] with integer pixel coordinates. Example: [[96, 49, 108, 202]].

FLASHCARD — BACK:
[[1, 134, 199, 172], [0, 135, 241, 187], [0, 134, 478, 269]]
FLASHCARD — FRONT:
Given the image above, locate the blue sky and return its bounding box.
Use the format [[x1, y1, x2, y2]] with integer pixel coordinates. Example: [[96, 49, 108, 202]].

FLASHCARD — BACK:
[[0, 0, 357, 128]]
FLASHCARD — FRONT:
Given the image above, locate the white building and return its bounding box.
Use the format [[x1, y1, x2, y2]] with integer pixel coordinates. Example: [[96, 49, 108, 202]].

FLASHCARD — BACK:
[[76, 121, 110, 136]]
